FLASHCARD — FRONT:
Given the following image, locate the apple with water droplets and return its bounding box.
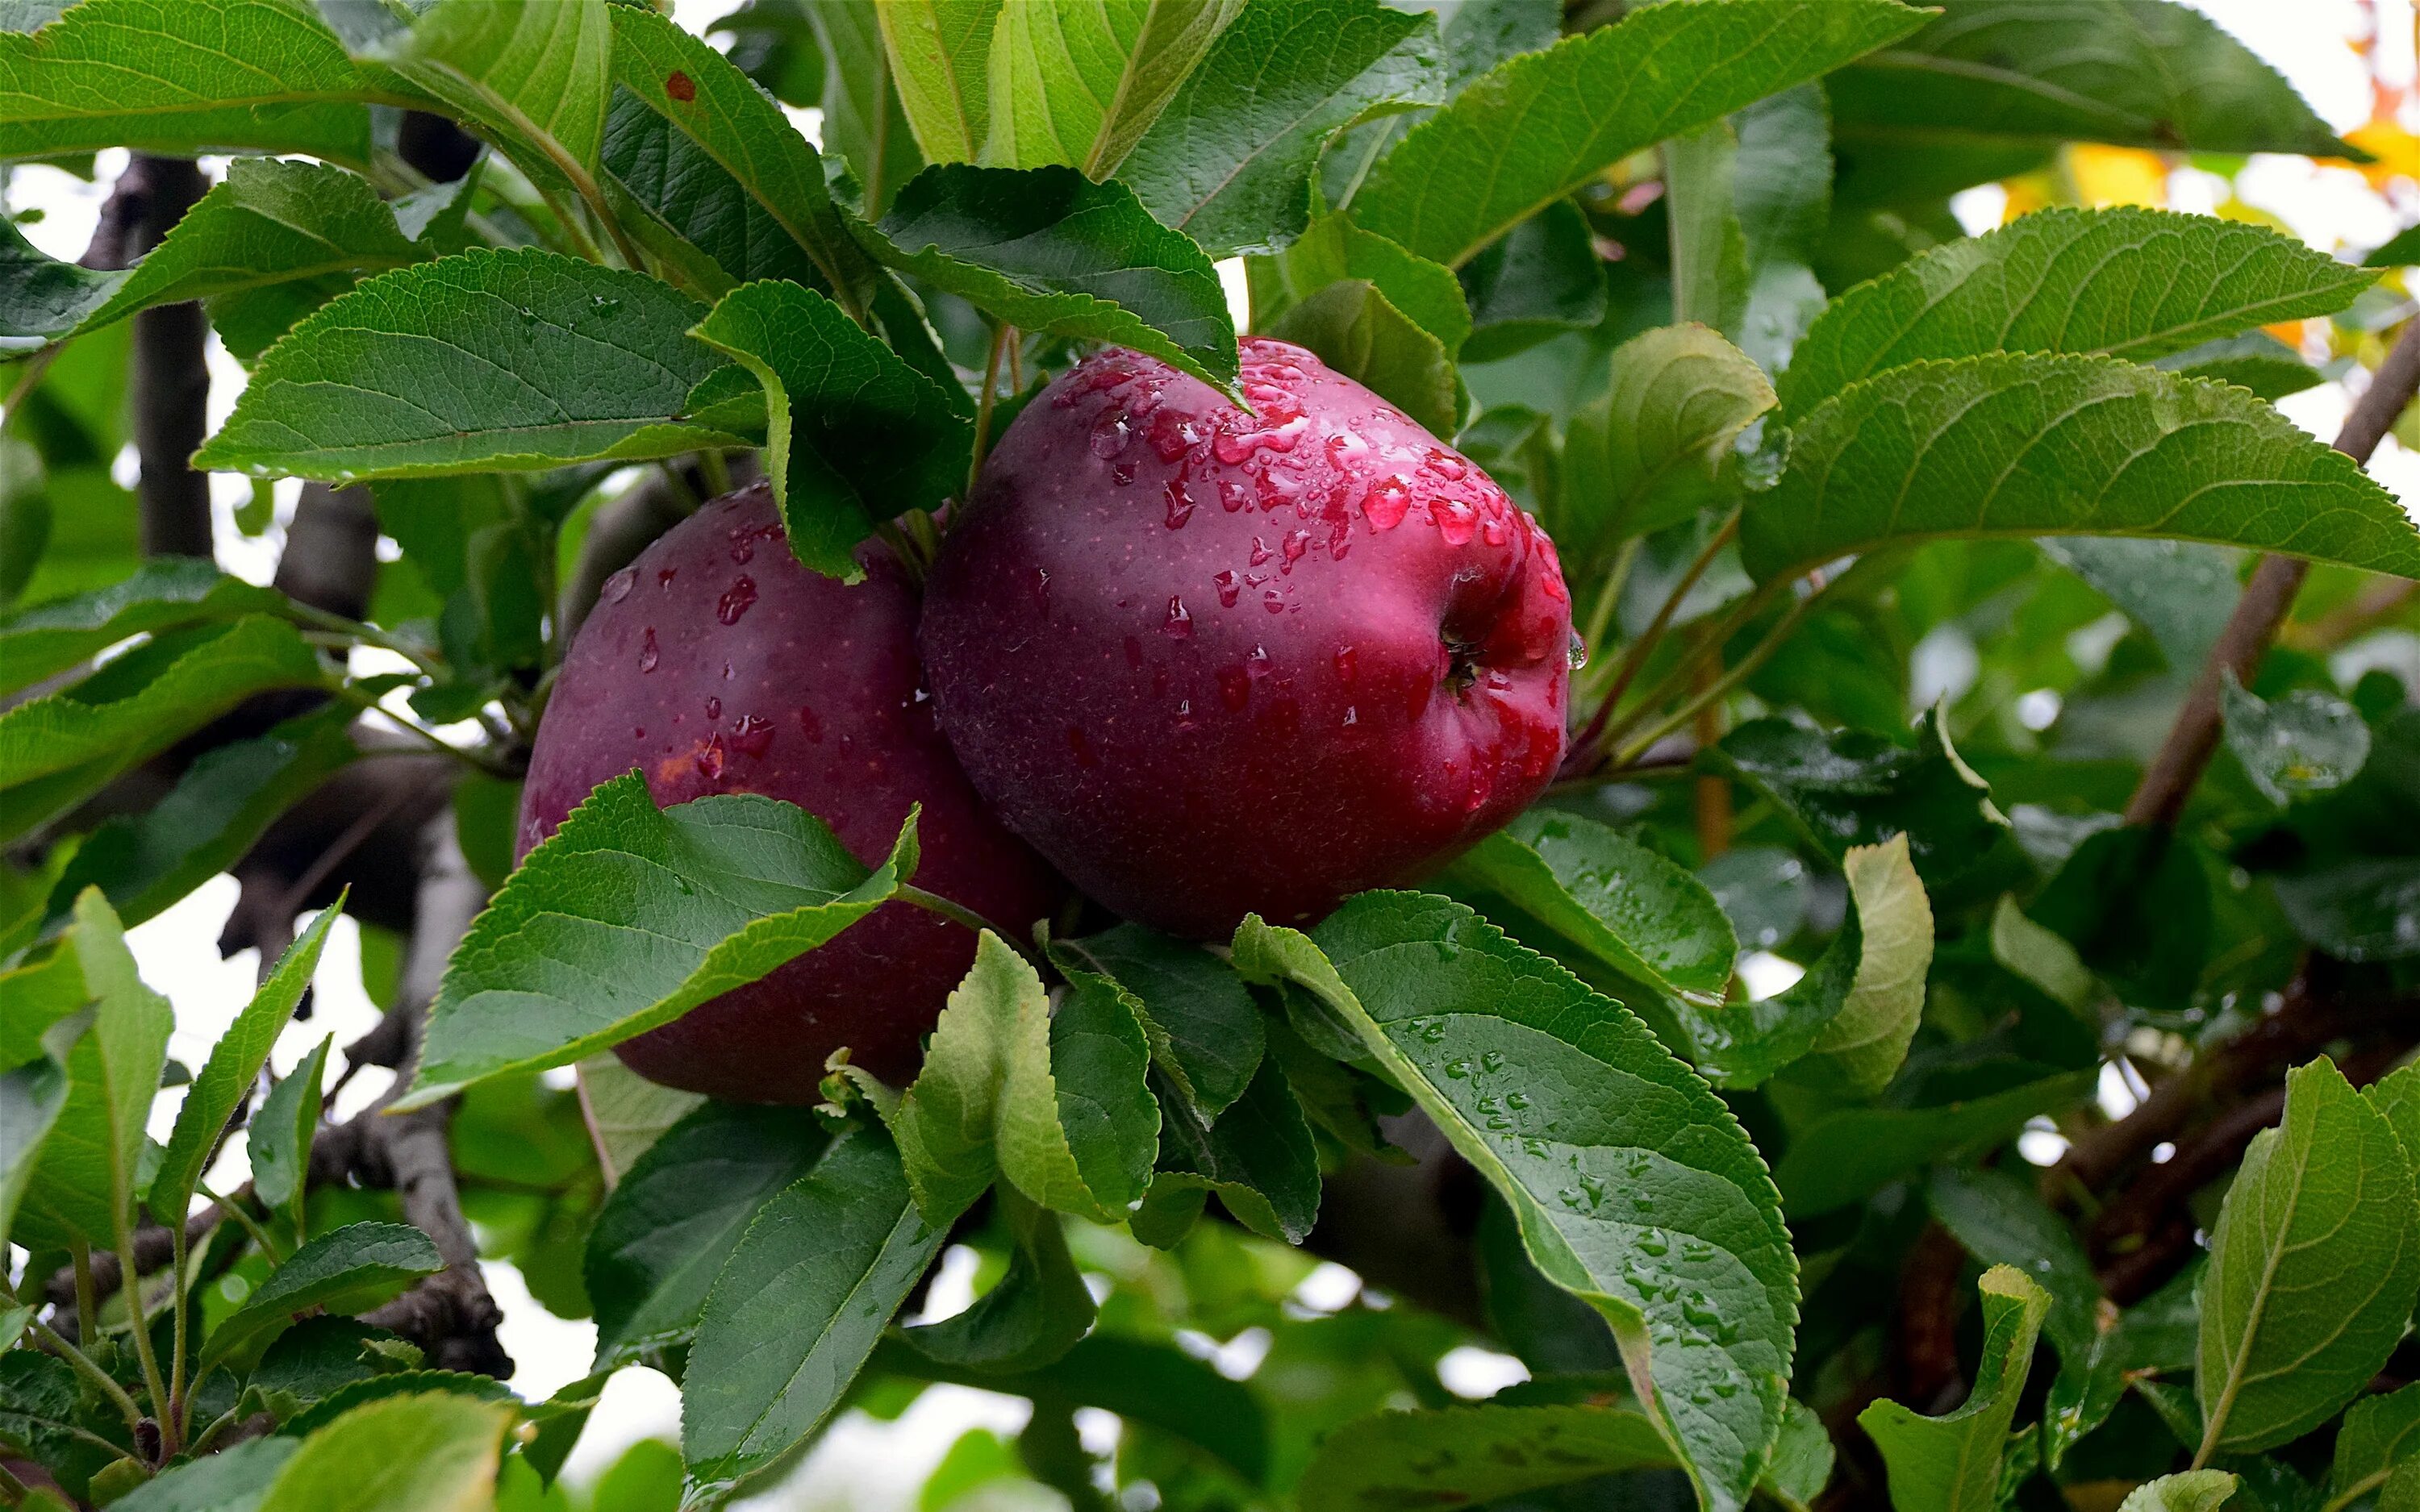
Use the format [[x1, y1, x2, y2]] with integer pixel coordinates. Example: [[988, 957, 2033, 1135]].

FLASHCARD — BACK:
[[518, 482, 1064, 1102], [921, 339, 1572, 939]]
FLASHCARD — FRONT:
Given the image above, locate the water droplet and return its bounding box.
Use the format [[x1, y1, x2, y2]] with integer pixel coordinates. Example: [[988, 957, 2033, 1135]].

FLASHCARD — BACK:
[[695, 733, 725, 780], [1111, 459, 1137, 486], [1434, 498, 1478, 545], [1163, 479, 1195, 528], [1162, 596, 1194, 639], [1281, 530, 1310, 571], [1443, 1057, 1471, 1079], [704, 696, 721, 721], [1425, 448, 1467, 481], [1147, 409, 1202, 462], [1212, 570, 1241, 609], [717, 576, 757, 624], [590, 294, 621, 316], [1481, 1051, 1506, 1073], [1261, 588, 1286, 614], [1245, 645, 1273, 678], [1090, 410, 1133, 459], [1568, 633, 1590, 672], [1217, 478, 1250, 512], [601, 567, 636, 604], [1362, 476, 1412, 531], [1637, 1230, 1670, 1257], [657, 568, 678, 590], [638, 628, 660, 673], [731, 714, 774, 757]]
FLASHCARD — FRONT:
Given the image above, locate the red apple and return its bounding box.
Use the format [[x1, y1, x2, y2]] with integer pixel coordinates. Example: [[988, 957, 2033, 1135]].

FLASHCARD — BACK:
[[519, 482, 1063, 1102], [920, 339, 1571, 939]]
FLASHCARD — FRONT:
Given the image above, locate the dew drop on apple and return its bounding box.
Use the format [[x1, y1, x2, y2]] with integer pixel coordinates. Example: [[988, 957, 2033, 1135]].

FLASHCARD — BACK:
[[730, 714, 774, 756], [601, 567, 636, 604], [1089, 410, 1133, 459], [1212, 569, 1241, 608], [639, 627, 660, 673], [1361, 477, 1411, 530], [704, 696, 721, 721], [1162, 595, 1193, 639], [716, 576, 757, 624]]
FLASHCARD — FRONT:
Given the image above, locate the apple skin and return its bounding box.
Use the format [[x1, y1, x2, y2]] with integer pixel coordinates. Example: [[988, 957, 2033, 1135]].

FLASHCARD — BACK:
[[920, 339, 1571, 939], [517, 482, 1064, 1102]]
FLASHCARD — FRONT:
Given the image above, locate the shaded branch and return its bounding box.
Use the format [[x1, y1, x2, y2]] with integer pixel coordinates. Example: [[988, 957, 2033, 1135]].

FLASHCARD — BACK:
[[121, 156, 213, 560]]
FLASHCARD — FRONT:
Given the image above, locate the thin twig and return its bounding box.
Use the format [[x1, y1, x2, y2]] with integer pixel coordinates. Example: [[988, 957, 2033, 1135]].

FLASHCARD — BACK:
[[1571, 511, 1741, 760]]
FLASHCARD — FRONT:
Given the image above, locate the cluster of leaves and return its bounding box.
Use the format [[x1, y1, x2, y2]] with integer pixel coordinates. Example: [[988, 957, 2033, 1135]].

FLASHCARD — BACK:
[[3, 0, 2419, 1510]]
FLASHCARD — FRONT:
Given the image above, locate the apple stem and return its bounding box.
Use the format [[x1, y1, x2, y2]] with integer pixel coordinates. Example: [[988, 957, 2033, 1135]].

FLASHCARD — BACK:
[[1567, 510, 1739, 765], [899, 884, 1042, 967], [968, 322, 1016, 497]]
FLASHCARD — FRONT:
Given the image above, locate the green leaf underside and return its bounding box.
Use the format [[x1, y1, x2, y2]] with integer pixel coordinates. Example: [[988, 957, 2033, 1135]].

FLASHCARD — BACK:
[[1352, 0, 1930, 268], [194, 248, 749, 481], [877, 0, 1000, 165], [682, 1125, 945, 1494], [1120, 0, 1441, 258], [863, 163, 1238, 392], [0, 616, 327, 844], [1780, 835, 1930, 1097], [586, 1101, 830, 1368], [253, 1391, 512, 1512], [1775, 1070, 2096, 1217], [401, 773, 914, 1107], [982, 0, 1244, 178], [201, 1222, 443, 1371], [1859, 1265, 2051, 1512], [249, 1033, 328, 1222], [2118, 1472, 2240, 1512], [686, 278, 971, 580], [1296, 1403, 1674, 1510], [1559, 323, 1772, 564], [1269, 277, 1458, 439], [1237, 892, 1796, 1512], [0, 557, 277, 694], [0, 0, 377, 163], [1830, 0, 2357, 160], [1049, 922, 1265, 1120], [2330, 1381, 2420, 1509], [2196, 1059, 2420, 1456], [900, 1186, 1094, 1373], [1782, 206, 2376, 415], [1744, 353, 2420, 585]]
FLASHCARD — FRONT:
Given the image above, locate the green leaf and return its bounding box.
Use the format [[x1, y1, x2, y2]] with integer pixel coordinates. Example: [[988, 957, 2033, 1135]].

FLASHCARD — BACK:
[[1930, 1164, 2098, 1360], [2155, 331, 2322, 405], [1297, 1402, 1675, 1510], [250, 1034, 329, 1233], [2043, 1261, 2200, 1469], [196, 248, 750, 481], [981, 0, 1244, 180], [2196, 1058, 2420, 1458], [110, 1435, 295, 1512], [1830, 1, 2359, 161], [1352, 0, 1928, 269], [1746, 354, 2420, 585], [2367, 224, 2420, 269], [1701, 710, 2005, 888], [1269, 277, 1458, 438], [398, 773, 915, 1107], [901, 1187, 1094, 1373], [14, 890, 171, 1254], [152, 903, 342, 1231], [2375, 1064, 2420, 1171], [807, 0, 922, 217], [876, 0, 1001, 165], [1247, 211, 1469, 356], [686, 277, 973, 579], [858, 163, 1237, 393], [254, 1390, 512, 1512], [0, 0, 375, 163], [1121, 0, 1442, 258], [596, 89, 818, 297], [682, 1124, 945, 1497], [874, 931, 1156, 1226], [2274, 859, 2420, 964], [0, 1348, 121, 1502], [585, 1100, 829, 1368], [2221, 673, 2371, 806], [1459, 199, 1607, 362], [1147, 1052, 1321, 1245], [1665, 120, 1751, 336], [0, 213, 115, 349], [1780, 208, 2376, 417], [573, 1055, 702, 1184], [368, 0, 610, 197], [1775, 1070, 2095, 1217], [2329, 1382, 2420, 1511], [1763, 1398, 1837, 1511], [201, 1223, 444, 1372], [1558, 323, 1775, 570], [1049, 923, 1265, 1121], [0, 616, 327, 844], [608, 4, 877, 308], [2039, 535, 2242, 671], [0, 557, 278, 695], [1778, 834, 1930, 1098], [1859, 1265, 2051, 1512], [1451, 808, 1737, 1011], [2120, 1471, 2240, 1512], [1237, 893, 1797, 1512], [0, 1037, 69, 1252]]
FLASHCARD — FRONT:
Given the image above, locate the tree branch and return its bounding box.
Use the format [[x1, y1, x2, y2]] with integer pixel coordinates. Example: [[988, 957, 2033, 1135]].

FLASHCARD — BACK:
[[2125, 317, 2420, 830], [119, 156, 213, 560]]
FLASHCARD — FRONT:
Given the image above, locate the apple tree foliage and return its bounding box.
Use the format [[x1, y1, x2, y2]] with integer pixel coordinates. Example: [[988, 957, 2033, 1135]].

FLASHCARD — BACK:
[[2, 1, 2419, 1509]]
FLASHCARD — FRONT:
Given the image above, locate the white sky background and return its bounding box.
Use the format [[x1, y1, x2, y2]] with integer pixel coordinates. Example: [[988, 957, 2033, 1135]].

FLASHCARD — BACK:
[[4, 2, 2417, 1506]]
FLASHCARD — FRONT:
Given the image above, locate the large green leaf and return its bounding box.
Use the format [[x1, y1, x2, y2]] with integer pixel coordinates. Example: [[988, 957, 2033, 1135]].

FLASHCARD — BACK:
[[608, 5, 876, 309], [0, 0, 378, 162], [575, 1055, 703, 1184], [1558, 323, 1775, 571], [1145, 1053, 1321, 1245], [0, 1030, 70, 1253], [398, 773, 914, 1108], [2329, 1382, 2420, 1512], [1775, 1070, 2094, 1217], [1830, 0, 2359, 161], [866, 931, 1157, 1227], [152, 904, 343, 1232], [1859, 1265, 2051, 1512], [1246, 211, 1470, 356], [876, 0, 1001, 165], [1, 213, 111, 349], [598, 88, 822, 297], [254, 1391, 511, 1512], [1297, 1402, 1674, 1510], [1745, 355, 2420, 585], [1458, 198, 1607, 361], [1121, 0, 1441, 258], [899, 1185, 1093, 1374], [1237, 893, 1797, 1512], [194, 249, 751, 481], [856, 163, 1237, 393], [1269, 277, 1457, 437], [1351, 0, 1928, 269], [1780, 208, 2376, 415], [981, 0, 1243, 179], [2196, 1059, 2420, 1458], [0, 558, 277, 695], [110, 1435, 296, 1512], [367, 0, 610, 199], [687, 278, 972, 579], [1049, 923, 1265, 1120], [682, 1125, 945, 1497], [807, 0, 922, 217], [585, 1101, 828, 1368], [200, 1223, 444, 1372], [1701, 711, 2005, 888]]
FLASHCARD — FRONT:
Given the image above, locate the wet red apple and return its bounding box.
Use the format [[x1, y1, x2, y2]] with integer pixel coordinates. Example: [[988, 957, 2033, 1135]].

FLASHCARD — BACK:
[[920, 339, 1572, 939], [518, 482, 1064, 1102]]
